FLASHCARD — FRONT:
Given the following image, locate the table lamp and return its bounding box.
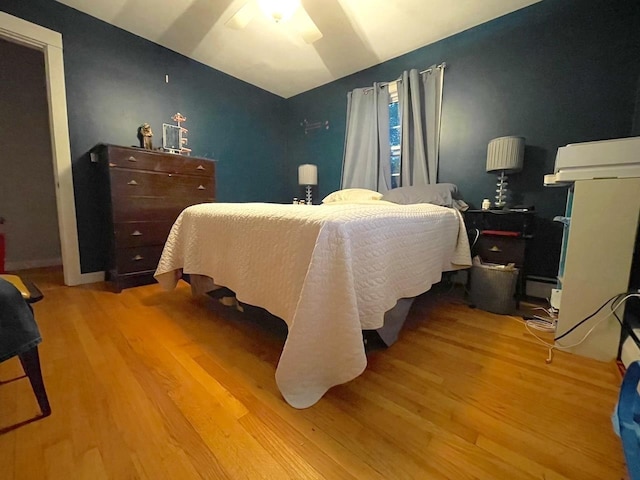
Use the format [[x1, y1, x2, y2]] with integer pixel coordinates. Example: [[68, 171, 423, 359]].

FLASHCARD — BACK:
[[486, 136, 525, 208], [298, 164, 317, 204]]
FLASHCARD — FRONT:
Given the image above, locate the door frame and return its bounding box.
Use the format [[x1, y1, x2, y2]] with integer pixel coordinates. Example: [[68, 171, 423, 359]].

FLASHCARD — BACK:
[[0, 12, 101, 285]]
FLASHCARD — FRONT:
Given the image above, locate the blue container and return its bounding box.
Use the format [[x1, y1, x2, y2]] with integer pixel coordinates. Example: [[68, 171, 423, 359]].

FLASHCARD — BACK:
[[613, 361, 640, 479]]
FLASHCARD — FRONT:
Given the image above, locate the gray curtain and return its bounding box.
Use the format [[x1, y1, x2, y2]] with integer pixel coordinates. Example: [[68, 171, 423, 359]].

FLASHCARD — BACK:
[[341, 84, 391, 192], [398, 66, 443, 186]]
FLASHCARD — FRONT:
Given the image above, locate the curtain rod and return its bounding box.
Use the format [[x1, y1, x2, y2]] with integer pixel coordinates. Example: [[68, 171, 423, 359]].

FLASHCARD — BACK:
[[420, 62, 446, 75], [360, 62, 446, 93]]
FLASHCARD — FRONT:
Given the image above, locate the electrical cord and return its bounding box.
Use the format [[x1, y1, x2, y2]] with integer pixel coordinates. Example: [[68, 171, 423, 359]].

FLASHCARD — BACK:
[[554, 292, 625, 342], [554, 295, 636, 348], [526, 319, 556, 333], [470, 228, 480, 249], [521, 313, 556, 332], [614, 295, 640, 345], [521, 292, 640, 364], [533, 306, 557, 317]]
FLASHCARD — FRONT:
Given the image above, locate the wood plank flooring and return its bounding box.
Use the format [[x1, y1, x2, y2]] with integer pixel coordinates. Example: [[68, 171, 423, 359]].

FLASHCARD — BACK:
[[0, 268, 629, 479]]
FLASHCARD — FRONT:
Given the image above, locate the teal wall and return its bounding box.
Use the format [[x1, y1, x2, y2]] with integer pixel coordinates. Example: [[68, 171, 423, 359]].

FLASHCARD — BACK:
[[285, 0, 640, 276], [2, 0, 639, 277], [633, 74, 640, 136], [0, 0, 287, 273]]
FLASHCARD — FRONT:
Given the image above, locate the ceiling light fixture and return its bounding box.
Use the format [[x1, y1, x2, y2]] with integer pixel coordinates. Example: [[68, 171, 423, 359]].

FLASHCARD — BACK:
[[225, 0, 322, 44], [258, 0, 300, 23]]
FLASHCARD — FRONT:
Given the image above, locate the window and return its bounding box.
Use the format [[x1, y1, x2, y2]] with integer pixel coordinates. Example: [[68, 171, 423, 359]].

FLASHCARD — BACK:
[[389, 82, 401, 189]]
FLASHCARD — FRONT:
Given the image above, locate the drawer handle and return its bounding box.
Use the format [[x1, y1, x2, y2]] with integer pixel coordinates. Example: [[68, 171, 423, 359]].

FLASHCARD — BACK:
[[127, 180, 138, 186], [133, 254, 144, 261], [196, 165, 205, 170], [197, 185, 205, 190], [489, 246, 502, 252], [128, 156, 137, 162], [108, 162, 116, 168], [130, 230, 143, 236]]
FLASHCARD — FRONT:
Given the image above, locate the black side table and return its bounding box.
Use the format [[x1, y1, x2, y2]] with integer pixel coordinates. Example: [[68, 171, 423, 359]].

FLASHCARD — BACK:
[[464, 209, 535, 237], [464, 210, 536, 298]]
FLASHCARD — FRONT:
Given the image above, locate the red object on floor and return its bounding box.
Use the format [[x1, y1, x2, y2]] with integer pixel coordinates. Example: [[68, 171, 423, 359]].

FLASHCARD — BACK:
[[617, 360, 627, 377], [481, 230, 521, 237]]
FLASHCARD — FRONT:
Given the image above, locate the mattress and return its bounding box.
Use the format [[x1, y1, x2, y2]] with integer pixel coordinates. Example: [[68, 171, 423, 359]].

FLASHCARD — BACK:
[[155, 201, 471, 408]]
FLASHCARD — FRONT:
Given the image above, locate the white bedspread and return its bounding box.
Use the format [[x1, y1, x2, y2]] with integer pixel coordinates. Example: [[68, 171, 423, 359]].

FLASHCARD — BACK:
[[155, 202, 471, 408]]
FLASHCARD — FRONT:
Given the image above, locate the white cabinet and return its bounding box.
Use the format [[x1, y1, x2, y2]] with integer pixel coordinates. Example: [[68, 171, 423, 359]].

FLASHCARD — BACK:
[[555, 177, 640, 361]]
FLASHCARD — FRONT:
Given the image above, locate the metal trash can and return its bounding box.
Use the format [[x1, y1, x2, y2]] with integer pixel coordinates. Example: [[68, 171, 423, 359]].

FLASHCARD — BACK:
[[469, 262, 519, 314]]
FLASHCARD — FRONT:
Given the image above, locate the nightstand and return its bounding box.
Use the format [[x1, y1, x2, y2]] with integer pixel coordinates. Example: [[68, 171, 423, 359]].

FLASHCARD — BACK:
[[464, 210, 536, 297]]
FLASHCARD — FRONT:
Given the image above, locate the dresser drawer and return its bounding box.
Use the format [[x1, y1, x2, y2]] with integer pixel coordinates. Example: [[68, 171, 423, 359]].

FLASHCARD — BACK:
[[476, 235, 526, 266], [110, 169, 215, 199], [111, 196, 213, 223], [463, 210, 536, 237], [114, 221, 175, 248], [115, 245, 165, 274], [106, 146, 215, 177]]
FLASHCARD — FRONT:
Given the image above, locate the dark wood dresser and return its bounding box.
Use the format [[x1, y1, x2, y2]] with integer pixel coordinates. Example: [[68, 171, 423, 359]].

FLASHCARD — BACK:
[[92, 144, 216, 291]]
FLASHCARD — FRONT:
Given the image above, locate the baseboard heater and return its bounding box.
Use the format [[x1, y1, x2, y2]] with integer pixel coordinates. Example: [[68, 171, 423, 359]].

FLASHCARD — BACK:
[[525, 276, 556, 300]]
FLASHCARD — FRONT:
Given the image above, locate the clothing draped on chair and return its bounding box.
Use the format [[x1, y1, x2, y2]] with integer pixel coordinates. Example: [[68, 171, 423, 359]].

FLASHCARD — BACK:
[[0, 279, 41, 363], [341, 64, 444, 191], [0, 276, 51, 418]]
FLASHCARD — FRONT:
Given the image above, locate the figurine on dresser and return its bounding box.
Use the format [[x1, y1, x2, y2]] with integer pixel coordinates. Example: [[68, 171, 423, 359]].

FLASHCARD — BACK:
[[138, 123, 153, 150]]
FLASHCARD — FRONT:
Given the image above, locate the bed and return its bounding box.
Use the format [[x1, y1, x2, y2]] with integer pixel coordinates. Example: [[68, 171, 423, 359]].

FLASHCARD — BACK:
[[154, 199, 471, 408]]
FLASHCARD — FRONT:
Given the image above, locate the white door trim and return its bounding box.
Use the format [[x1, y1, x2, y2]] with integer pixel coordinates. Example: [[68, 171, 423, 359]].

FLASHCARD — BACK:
[[0, 12, 98, 286]]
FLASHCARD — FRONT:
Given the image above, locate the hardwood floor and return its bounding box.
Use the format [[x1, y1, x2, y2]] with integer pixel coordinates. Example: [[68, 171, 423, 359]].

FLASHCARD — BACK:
[[0, 268, 628, 479]]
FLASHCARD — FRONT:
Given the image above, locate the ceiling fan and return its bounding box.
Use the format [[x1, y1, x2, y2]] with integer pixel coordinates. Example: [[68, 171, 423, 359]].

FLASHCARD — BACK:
[[225, 0, 323, 44]]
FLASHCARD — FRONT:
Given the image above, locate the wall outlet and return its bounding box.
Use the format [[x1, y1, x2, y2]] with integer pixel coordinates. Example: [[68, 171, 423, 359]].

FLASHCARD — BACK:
[[550, 288, 562, 310]]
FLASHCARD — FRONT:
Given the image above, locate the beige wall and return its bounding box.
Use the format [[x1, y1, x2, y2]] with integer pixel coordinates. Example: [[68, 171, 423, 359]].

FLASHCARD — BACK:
[[0, 38, 61, 270]]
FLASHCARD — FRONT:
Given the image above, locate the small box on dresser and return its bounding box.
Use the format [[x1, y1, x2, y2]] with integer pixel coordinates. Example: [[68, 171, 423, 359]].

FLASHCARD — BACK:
[[92, 144, 216, 291]]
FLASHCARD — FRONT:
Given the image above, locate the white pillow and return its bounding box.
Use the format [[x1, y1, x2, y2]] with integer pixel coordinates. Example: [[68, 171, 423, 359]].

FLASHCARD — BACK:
[[322, 188, 383, 203]]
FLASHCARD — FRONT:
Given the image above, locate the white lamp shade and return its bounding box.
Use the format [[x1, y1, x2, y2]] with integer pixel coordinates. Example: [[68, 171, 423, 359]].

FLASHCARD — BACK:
[[486, 136, 525, 173], [298, 164, 317, 185]]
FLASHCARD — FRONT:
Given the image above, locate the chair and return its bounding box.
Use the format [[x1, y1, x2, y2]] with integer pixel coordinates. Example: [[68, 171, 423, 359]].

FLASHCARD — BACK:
[[0, 275, 50, 417]]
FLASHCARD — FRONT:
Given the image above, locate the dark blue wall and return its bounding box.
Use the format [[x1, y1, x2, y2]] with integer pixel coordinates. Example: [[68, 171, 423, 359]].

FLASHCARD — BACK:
[[3, 0, 639, 277], [0, 0, 287, 273], [285, 0, 640, 276], [634, 75, 640, 136]]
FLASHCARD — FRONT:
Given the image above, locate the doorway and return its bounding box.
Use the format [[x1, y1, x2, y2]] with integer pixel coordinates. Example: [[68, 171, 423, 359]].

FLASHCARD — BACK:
[[0, 12, 87, 286], [0, 38, 62, 271]]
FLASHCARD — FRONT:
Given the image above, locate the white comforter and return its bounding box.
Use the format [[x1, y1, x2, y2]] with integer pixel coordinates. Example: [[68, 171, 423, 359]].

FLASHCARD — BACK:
[[155, 202, 471, 408]]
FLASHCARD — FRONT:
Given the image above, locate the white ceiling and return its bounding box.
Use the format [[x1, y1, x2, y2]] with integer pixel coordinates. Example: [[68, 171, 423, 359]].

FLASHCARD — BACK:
[[56, 0, 541, 98]]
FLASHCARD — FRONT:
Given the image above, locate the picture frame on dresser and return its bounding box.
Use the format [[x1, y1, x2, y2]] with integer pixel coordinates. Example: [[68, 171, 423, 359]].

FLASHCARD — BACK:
[[91, 144, 216, 291], [162, 124, 181, 154]]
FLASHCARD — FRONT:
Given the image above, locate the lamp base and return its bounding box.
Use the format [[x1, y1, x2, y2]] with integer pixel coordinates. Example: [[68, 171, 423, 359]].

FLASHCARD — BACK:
[[305, 185, 313, 205], [495, 171, 509, 208]]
